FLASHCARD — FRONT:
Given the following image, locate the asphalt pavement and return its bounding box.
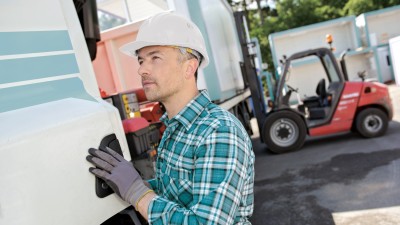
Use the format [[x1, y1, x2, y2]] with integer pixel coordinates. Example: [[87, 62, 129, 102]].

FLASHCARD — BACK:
[[249, 84, 400, 225]]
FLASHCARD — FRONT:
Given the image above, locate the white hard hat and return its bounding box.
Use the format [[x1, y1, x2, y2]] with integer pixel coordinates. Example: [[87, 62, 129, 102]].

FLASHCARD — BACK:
[[120, 12, 209, 69]]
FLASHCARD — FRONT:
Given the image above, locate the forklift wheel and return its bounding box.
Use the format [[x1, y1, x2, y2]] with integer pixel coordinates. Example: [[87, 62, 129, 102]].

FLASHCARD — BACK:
[[356, 108, 388, 138], [262, 111, 306, 154]]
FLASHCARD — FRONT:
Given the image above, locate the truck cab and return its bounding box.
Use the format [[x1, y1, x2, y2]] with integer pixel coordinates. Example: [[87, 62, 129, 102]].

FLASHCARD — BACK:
[[0, 0, 136, 224]]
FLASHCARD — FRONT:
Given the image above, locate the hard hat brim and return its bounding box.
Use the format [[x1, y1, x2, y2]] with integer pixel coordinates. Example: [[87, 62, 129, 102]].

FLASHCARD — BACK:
[[119, 41, 158, 57]]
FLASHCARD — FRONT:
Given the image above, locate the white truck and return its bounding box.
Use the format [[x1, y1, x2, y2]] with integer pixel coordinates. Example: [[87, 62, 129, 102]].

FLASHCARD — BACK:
[[0, 0, 266, 224], [0, 0, 135, 224], [390, 35, 400, 86]]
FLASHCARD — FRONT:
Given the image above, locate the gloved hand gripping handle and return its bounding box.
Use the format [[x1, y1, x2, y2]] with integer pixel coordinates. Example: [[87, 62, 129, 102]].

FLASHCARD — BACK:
[[86, 147, 153, 209]]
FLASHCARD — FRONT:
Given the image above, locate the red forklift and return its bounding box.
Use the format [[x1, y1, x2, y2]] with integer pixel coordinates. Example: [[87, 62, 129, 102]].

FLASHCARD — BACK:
[[261, 47, 393, 153]]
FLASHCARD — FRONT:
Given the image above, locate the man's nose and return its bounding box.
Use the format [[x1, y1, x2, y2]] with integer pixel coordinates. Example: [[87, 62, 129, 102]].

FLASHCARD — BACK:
[[138, 62, 149, 77]]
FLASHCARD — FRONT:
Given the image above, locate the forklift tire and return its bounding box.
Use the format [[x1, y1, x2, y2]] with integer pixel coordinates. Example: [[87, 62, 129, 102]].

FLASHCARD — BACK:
[[262, 111, 307, 154], [355, 108, 388, 138]]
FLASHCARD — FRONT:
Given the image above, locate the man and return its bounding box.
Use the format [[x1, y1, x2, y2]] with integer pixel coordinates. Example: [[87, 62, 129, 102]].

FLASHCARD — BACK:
[[86, 12, 255, 224]]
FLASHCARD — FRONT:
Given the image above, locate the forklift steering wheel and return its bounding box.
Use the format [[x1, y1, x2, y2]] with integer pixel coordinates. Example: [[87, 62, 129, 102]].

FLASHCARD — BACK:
[[287, 84, 298, 93]]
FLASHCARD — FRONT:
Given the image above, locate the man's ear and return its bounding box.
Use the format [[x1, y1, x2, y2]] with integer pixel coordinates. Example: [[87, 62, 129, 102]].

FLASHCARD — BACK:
[[185, 59, 199, 79]]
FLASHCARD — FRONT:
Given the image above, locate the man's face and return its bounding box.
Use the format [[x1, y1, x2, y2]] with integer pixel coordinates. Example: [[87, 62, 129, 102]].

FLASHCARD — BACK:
[[137, 46, 186, 103]]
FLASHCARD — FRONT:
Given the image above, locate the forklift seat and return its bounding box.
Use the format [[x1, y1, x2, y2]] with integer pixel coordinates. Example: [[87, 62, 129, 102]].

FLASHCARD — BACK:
[[303, 78, 328, 108], [303, 78, 332, 120], [316, 78, 327, 103]]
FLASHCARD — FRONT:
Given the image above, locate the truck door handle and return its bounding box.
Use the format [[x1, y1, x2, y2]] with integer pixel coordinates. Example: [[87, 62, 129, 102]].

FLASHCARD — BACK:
[[95, 133, 123, 198], [386, 55, 391, 66]]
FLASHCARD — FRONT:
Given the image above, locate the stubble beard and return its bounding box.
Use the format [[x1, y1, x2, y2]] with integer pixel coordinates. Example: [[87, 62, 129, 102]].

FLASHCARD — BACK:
[[144, 77, 185, 104], [144, 86, 162, 102]]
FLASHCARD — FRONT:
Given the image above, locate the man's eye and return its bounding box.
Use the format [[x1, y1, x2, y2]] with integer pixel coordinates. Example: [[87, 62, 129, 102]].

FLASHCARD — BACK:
[[138, 60, 143, 65], [152, 56, 160, 60]]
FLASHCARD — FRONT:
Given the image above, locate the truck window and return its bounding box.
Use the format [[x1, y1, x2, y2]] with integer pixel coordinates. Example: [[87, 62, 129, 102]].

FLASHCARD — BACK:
[[96, 0, 169, 31], [322, 54, 340, 82]]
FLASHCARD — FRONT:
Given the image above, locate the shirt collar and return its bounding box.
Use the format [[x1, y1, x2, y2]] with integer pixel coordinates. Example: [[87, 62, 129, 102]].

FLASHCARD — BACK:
[[160, 90, 211, 130]]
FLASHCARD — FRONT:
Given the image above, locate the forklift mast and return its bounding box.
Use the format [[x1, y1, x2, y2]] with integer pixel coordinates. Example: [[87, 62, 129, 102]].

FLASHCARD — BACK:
[[233, 11, 267, 134]]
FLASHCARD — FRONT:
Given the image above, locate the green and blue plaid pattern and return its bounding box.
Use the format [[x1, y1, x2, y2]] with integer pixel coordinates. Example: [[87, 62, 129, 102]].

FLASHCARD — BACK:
[[147, 90, 254, 225]]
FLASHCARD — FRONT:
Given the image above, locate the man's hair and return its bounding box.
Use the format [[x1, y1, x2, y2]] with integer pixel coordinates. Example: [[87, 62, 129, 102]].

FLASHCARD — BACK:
[[176, 49, 200, 82]]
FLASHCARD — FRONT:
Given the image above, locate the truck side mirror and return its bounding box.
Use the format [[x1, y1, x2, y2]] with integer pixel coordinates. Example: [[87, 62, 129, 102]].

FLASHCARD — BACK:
[[74, 0, 100, 61]]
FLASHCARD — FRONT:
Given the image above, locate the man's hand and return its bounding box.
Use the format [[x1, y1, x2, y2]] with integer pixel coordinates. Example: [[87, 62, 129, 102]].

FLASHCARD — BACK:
[[86, 147, 152, 209]]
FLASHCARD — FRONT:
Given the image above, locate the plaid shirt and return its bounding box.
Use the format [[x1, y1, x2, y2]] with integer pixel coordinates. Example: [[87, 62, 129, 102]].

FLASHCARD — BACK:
[[147, 90, 254, 225]]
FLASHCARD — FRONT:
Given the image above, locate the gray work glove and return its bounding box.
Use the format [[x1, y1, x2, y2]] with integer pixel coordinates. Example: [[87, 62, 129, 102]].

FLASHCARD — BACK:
[[86, 147, 152, 209]]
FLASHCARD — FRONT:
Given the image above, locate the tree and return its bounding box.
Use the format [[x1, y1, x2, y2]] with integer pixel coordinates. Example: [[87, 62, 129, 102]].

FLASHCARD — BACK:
[[343, 0, 375, 16], [343, 0, 400, 15], [255, 0, 265, 25]]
